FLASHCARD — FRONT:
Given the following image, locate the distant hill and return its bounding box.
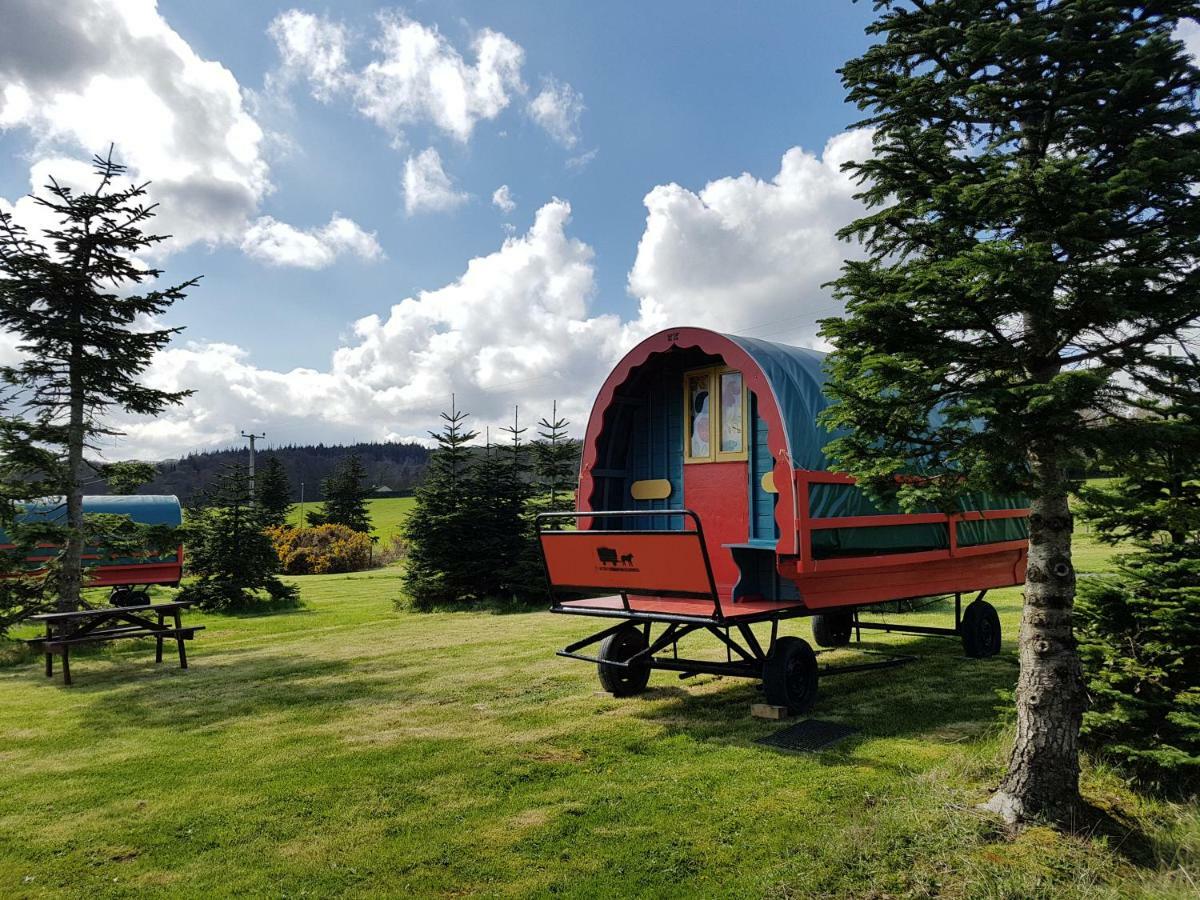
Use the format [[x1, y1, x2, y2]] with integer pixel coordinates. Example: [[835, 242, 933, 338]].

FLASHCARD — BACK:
[[100, 441, 431, 504]]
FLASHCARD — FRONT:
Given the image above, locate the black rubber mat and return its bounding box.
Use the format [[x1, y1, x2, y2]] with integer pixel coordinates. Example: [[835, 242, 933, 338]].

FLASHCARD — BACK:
[[756, 718, 858, 752]]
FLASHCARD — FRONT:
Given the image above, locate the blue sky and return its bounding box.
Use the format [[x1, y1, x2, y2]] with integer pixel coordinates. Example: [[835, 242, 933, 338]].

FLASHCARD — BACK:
[[155, 0, 875, 370], [0, 2, 886, 455]]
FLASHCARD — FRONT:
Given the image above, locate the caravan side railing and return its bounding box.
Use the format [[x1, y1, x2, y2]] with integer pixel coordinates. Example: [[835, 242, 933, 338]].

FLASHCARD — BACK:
[[792, 470, 1030, 574]]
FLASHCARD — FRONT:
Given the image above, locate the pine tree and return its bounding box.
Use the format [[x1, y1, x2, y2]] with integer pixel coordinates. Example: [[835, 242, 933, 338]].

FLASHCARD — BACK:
[[0, 412, 62, 632], [180, 464, 297, 612], [822, 2, 1200, 824], [0, 148, 195, 609], [401, 398, 481, 608], [494, 407, 543, 599], [256, 455, 293, 528], [1075, 356, 1200, 789], [313, 454, 371, 533], [533, 401, 580, 512]]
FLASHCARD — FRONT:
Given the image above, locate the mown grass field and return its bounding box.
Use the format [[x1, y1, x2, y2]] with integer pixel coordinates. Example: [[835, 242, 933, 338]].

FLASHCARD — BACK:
[[287, 496, 416, 543], [1, 514, 1196, 897]]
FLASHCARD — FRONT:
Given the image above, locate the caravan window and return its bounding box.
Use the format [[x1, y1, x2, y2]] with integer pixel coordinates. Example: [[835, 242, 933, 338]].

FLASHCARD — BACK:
[[684, 366, 747, 463], [685, 371, 712, 461]]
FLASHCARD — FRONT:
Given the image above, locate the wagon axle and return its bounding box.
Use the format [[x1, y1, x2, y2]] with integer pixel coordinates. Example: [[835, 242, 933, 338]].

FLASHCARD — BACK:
[[558, 592, 1000, 715]]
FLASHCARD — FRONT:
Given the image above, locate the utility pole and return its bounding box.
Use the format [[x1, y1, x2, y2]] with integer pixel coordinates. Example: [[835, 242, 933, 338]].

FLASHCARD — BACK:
[[241, 431, 266, 504]]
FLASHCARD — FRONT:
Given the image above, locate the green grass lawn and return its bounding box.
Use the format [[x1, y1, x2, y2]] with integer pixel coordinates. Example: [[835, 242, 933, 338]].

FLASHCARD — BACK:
[[2, 557, 1196, 897], [287, 496, 416, 543]]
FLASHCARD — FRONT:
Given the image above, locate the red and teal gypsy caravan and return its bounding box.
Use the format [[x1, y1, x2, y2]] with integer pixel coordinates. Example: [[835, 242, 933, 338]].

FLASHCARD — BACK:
[[537, 327, 1028, 713], [0, 495, 183, 604]]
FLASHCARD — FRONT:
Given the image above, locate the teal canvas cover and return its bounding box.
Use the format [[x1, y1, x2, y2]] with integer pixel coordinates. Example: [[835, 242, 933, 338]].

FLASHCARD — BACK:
[[0, 495, 182, 565], [725, 335, 1028, 557]]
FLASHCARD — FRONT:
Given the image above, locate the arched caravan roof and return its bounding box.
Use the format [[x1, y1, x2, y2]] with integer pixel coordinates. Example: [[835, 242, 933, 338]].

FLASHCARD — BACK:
[[578, 327, 839, 556], [0, 496, 183, 543], [720, 333, 840, 471]]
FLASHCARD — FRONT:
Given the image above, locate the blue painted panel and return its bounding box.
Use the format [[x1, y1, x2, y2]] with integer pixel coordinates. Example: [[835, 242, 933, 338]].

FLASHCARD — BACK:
[[730, 546, 798, 602], [629, 366, 684, 530], [748, 394, 778, 544]]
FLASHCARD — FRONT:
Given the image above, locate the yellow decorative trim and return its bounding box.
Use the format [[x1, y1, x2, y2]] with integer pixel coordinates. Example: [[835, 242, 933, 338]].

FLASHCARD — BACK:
[[631, 479, 672, 501], [760, 471, 777, 494]]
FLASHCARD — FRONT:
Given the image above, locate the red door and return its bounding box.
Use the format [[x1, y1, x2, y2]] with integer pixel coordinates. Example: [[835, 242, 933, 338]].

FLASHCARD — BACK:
[[683, 460, 749, 600]]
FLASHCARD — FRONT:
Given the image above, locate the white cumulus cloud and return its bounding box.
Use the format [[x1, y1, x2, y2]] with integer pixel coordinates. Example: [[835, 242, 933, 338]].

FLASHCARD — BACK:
[[1178, 18, 1200, 62], [404, 148, 468, 215], [0, 0, 378, 270], [627, 129, 872, 349], [241, 214, 383, 269], [109, 200, 625, 458], [0, 0, 270, 253], [492, 184, 516, 213], [267, 9, 350, 101], [528, 77, 584, 147], [268, 9, 530, 144], [105, 132, 873, 458]]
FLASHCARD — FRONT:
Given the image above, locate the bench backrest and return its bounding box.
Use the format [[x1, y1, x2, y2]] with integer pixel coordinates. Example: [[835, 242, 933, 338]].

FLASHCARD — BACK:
[[536, 510, 718, 601]]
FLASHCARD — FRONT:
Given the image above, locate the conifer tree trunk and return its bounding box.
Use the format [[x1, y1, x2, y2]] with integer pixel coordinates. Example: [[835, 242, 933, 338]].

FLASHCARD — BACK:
[[986, 439, 1085, 824], [58, 337, 86, 610], [57, 232, 90, 610]]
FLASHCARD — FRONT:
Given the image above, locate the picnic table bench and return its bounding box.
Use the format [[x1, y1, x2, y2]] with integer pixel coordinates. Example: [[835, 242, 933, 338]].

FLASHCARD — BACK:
[[26, 601, 203, 685]]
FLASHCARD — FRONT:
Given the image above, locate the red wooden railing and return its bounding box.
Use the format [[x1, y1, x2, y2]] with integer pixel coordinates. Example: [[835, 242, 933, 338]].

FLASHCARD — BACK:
[[791, 469, 1030, 574]]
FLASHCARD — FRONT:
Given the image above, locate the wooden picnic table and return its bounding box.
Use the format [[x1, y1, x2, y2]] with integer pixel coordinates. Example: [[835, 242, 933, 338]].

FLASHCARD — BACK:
[[27, 601, 204, 686]]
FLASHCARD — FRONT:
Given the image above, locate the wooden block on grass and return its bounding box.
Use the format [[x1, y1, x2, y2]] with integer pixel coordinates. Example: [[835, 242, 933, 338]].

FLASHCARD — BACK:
[[752, 703, 790, 720], [593, 690, 615, 698]]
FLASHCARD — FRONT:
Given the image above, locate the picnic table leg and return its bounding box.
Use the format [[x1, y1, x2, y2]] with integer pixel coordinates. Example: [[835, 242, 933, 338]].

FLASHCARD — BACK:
[[44, 623, 53, 678], [61, 646, 71, 686], [173, 610, 188, 670], [155, 611, 164, 663]]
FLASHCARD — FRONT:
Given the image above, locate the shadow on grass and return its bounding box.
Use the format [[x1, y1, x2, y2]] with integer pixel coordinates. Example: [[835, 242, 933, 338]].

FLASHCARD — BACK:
[[1076, 801, 1163, 869], [0, 637, 38, 669], [621, 633, 1021, 750], [45, 621, 1019, 760], [397, 598, 547, 616], [66, 651, 371, 734], [214, 603, 316, 620]]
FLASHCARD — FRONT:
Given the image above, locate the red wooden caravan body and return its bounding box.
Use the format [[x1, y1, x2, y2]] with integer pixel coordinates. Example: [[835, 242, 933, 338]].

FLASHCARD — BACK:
[[537, 327, 1027, 712]]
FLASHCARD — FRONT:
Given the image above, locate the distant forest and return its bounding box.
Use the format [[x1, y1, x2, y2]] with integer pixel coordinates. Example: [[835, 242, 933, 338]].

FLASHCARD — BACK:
[[97, 442, 431, 504]]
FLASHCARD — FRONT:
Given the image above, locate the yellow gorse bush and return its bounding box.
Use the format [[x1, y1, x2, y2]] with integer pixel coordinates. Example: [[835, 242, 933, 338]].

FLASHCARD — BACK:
[[266, 524, 372, 575]]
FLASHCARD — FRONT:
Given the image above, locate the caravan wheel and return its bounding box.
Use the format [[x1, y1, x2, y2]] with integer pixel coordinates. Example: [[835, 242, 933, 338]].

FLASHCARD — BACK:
[[596, 626, 651, 696], [961, 600, 1001, 658], [811, 611, 853, 647], [763, 636, 819, 714]]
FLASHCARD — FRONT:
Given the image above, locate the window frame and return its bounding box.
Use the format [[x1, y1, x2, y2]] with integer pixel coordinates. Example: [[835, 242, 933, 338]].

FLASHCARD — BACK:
[[715, 367, 748, 462], [682, 365, 748, 464]]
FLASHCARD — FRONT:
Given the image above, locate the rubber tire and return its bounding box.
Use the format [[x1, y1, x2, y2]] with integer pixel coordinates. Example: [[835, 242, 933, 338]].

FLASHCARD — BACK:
[[596, 625, 652, 697], [961, 600, 1002, 658], [114, 587, 151, 607], [762, 636, 820, 714], [811, 611, 853, 648]]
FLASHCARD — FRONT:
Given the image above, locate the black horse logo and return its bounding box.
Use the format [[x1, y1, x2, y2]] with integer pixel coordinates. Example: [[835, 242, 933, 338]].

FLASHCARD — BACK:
[[596, 548, 636, 568]]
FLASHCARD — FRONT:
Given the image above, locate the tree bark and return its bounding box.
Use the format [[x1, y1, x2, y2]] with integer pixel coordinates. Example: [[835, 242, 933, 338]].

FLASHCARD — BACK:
[[57, 352, 86, 611], [985, 439, 1085, 825], [57, 208, 95, 611]]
